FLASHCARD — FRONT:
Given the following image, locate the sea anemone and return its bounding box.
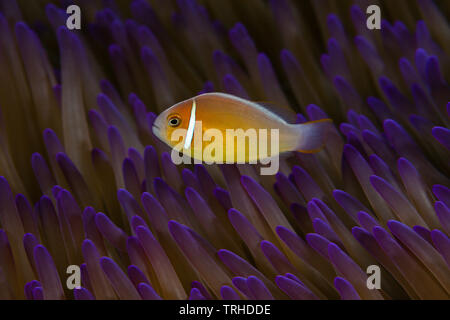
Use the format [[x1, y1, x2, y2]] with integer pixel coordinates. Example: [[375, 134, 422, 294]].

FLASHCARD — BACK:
[[0, 0, 448, 300]]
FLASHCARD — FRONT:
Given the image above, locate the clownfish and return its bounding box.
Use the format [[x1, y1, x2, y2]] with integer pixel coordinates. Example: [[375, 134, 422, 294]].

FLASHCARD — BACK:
[[152, 92, 332, 163]]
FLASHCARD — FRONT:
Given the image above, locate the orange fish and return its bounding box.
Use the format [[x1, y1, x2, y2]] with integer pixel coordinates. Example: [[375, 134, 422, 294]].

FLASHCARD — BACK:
[[152, 92, 332, 163]]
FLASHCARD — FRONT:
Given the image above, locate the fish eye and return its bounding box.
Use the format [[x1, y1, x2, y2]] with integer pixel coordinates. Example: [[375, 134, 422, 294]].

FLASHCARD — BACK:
[[168, 115, 181, 127]]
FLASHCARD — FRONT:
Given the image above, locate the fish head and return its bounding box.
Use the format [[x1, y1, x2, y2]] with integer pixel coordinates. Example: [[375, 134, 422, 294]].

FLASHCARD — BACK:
[[152, 98, 194, 148]]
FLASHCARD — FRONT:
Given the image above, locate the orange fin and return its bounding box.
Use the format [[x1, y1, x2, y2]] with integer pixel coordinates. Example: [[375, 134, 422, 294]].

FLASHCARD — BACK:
[[297, 144, 327, 154], [253, 101, 297, 123], [293, 118, 333, 153]]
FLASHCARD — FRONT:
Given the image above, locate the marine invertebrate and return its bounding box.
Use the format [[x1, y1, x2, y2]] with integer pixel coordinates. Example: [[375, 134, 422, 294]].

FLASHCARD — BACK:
[[0, 0, 448, 300]]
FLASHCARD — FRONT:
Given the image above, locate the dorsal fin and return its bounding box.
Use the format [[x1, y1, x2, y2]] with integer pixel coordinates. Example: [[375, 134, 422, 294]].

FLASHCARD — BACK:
[[253, 101, 298, 123]]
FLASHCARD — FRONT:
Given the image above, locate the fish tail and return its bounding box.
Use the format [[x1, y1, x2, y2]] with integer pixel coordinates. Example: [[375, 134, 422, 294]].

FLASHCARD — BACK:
[[292, 119, 333, 153]]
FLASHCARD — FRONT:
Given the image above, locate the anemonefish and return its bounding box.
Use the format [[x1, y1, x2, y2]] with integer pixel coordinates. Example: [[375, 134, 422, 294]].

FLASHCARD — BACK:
[[152, 92, 332, 163]]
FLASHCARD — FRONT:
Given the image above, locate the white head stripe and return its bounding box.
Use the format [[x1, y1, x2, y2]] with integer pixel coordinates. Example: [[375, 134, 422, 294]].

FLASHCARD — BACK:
[[184, 99, 196, 149]]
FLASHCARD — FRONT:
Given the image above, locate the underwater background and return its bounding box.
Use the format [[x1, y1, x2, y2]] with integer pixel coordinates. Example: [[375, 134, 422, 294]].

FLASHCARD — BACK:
[[0, 0, 449, 300]]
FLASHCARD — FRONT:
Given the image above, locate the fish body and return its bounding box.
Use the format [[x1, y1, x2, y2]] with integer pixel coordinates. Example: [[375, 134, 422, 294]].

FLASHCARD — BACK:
[[152, 92, 331, 163]]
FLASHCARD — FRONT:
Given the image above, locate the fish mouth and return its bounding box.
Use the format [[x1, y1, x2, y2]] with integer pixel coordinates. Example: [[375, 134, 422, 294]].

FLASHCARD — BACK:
[[152, 123, 161, 132], [151, 123, 164, 141]]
